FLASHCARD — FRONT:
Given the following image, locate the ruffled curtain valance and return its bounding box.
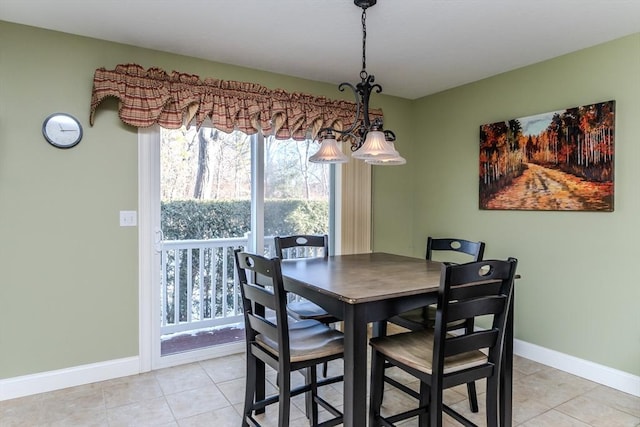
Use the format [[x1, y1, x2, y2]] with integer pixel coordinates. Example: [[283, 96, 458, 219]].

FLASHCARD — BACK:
[[90, 63, 383, 140]]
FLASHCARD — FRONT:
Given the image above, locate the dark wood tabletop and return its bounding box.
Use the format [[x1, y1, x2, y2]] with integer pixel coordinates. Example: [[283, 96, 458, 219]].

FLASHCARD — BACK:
[[281, 252, 442, 304]]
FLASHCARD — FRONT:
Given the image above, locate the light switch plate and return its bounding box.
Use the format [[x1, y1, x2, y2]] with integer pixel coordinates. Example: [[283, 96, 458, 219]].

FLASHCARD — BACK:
[[119, 210, 137, 227]]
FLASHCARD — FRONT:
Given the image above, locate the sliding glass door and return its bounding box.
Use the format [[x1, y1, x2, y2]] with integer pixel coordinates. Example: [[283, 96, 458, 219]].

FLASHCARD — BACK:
[[140, 125, 334, 369]]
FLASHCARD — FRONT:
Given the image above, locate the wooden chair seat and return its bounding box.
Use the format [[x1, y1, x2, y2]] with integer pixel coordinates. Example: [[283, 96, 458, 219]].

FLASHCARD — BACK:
[[370, 330, 487, 375], [256, 319, 344, 362]]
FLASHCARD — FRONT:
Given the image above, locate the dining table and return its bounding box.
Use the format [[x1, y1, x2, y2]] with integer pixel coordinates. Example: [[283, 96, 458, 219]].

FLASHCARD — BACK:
[[280, 252, 515, 427]]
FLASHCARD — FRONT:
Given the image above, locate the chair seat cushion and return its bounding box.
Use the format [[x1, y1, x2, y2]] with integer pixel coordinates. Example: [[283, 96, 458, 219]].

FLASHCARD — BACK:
[[287, 300, 338, 322], [256, 319, 343, 362], [287, 300, 328, 317], [370, 330, 486, 374]]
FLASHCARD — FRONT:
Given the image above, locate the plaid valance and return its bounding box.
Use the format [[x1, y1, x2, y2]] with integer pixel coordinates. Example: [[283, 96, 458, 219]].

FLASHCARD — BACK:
[[90, 63, 383, 140]]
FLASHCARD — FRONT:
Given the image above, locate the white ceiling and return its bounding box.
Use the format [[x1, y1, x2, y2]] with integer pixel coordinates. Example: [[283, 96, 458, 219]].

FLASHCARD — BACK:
[[2, 0, 640, 99]]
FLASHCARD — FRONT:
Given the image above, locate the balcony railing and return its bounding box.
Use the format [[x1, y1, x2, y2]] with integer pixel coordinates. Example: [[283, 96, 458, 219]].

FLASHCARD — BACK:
[[160, 235, 278, 336]]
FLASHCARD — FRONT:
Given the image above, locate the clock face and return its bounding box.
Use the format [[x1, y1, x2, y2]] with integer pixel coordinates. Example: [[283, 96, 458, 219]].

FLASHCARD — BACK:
[[43, 113, 83, 148]]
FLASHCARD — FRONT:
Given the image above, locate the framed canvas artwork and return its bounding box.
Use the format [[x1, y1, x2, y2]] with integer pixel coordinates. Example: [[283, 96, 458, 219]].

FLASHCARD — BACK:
[[479, 100, 615, 211]]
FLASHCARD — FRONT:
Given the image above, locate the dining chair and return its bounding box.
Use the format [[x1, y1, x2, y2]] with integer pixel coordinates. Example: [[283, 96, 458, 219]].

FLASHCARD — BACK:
[[369, 258, 518, 427], [234, 249, 344, 427], [274, 235, 340, 325], [274, 235, 340, 380], [384, 237, 485, 412], [390, 237, 486, 331]]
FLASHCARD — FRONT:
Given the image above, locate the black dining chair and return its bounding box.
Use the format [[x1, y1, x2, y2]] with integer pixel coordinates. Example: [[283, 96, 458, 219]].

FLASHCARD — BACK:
[[274, 235, 340, 380], [385, 237, 485, 412], [390, 237, 485, 331], [234, 249, 344, 427], [369, 258, 518, 427], [274, 235, 340, 325]]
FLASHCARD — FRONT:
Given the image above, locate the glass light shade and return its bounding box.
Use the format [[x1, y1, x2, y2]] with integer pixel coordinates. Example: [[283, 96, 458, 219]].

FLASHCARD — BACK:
[[352, 130, 397, 159], [366, 156, 407, 165], [309, 137, 349, 163], [365, 139, 406, 165]]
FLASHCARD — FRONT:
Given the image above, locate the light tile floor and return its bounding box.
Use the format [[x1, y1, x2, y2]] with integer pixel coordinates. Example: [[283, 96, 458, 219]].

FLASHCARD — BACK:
[[1, 354, 638, 426]]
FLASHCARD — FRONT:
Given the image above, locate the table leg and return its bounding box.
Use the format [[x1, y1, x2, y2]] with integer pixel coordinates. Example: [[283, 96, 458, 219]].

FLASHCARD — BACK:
[[343, 303, 369, 427], [371, 320, 387, 338]]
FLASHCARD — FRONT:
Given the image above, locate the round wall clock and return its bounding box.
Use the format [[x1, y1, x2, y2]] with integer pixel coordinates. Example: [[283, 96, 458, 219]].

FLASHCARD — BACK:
[[42, 113, 83, 149]]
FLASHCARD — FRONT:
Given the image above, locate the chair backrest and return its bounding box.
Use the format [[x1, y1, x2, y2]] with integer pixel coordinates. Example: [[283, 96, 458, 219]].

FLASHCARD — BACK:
[[234, 250, 290, 362], [274, 234, 329, 260], [432, 258, 518, 386], [426, 237, 485, 262]]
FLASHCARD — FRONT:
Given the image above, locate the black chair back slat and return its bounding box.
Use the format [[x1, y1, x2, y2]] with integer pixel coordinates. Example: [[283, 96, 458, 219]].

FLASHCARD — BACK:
[[448, 280, 502, 301], [247, 314, 279, 342], [426, 237, 485, 262], [446, 295, 506, 323], [236, 251, 278, 277], [442, 365, 495, 389], [446, 259, 512, 288], [242, 282, 276, 311], [274, 234, 329, 259], [443, 330, 498, 357]]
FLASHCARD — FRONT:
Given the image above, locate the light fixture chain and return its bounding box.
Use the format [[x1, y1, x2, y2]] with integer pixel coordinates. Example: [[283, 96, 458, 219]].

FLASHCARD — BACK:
[[361, 8, 368, 79], [310, 0, 404, 165]]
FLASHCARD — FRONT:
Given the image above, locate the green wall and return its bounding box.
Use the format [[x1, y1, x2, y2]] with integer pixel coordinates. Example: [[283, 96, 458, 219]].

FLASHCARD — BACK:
[[0, 21, 411, 379], [372, 34, 640, 375], [1, 20, 638, 381]]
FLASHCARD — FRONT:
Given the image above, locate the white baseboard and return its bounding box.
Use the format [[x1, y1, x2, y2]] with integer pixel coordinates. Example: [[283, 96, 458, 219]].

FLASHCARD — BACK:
[[0, 357, 140, 401], [515, 339, 640, 397], [152, 341, 245, 371], [2, 341, 638, 402]]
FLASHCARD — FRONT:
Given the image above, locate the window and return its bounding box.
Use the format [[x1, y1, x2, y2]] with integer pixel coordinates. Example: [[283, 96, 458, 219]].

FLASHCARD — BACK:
[[160, 127, 332, 243]]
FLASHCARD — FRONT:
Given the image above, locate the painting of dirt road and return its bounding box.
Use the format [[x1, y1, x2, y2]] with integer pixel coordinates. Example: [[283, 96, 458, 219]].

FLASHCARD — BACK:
[[479, 100, 615, 211]]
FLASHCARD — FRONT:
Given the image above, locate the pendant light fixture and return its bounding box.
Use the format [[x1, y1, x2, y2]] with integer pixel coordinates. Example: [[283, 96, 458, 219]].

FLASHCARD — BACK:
[[309, 0, 406, 165]]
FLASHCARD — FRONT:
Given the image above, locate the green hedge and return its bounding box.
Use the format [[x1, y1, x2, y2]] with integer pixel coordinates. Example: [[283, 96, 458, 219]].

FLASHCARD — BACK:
[[161, 199, 329, 240]]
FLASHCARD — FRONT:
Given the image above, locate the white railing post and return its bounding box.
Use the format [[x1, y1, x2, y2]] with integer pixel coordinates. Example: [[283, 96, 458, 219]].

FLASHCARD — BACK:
[[174, 249, 180, 326], [186, 249, 193, 324], [198, 247, 204, 321], [221, 246, 229, 318]]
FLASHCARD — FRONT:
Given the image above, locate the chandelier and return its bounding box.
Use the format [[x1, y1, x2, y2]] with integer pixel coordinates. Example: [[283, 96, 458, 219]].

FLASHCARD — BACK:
[[309, 0, 406, 166]]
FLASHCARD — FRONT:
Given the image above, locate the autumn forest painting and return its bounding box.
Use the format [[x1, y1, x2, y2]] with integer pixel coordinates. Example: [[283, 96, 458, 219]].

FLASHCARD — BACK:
[[479, 100, 615, 211]]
